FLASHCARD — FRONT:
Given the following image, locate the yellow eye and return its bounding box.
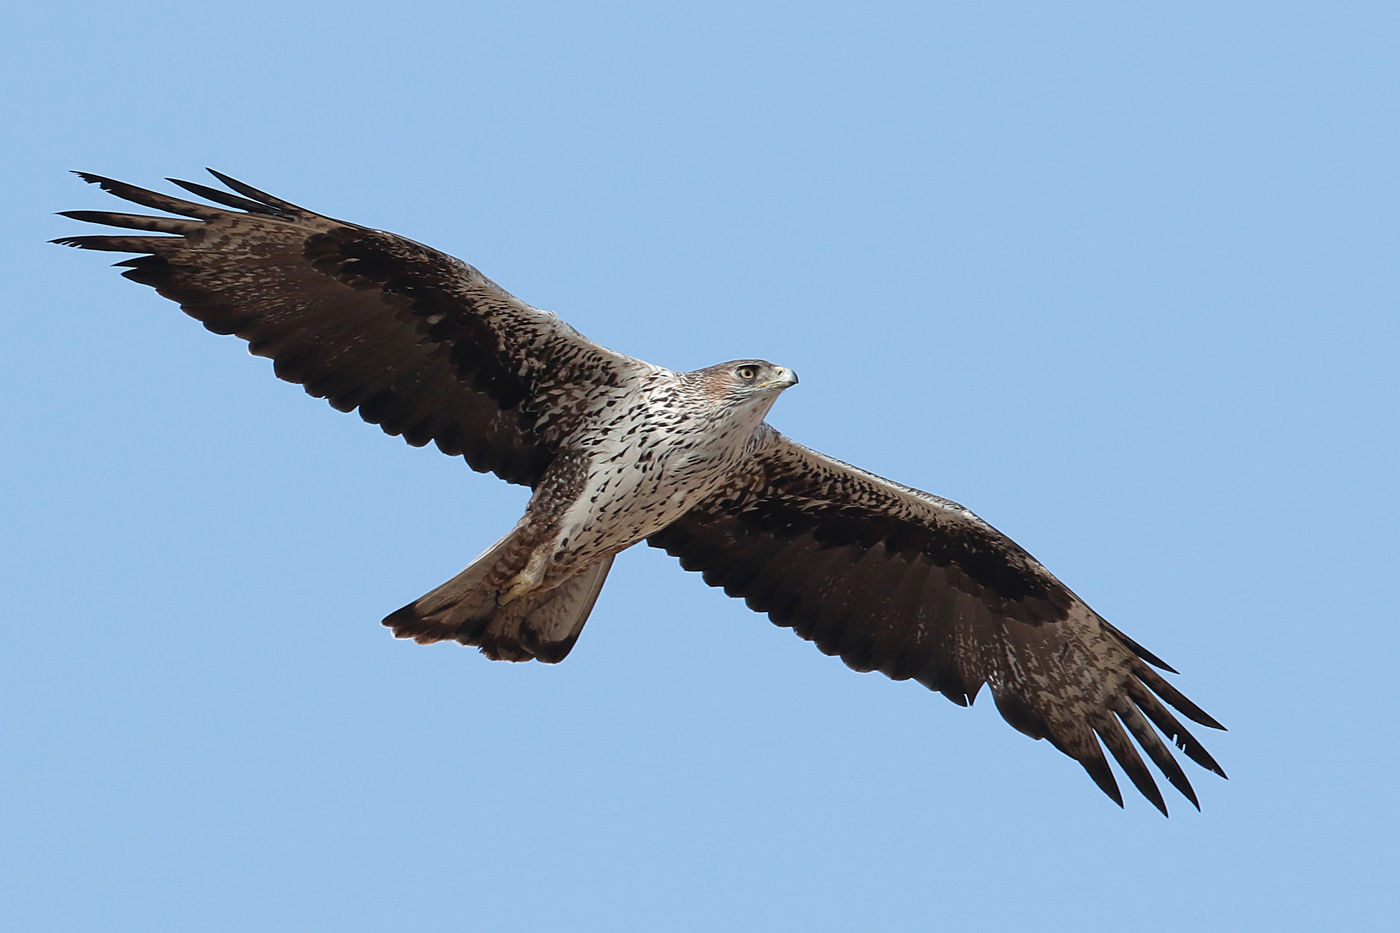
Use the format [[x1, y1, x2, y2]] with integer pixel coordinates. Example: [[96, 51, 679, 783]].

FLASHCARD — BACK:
[[736, 365, 758, 381]]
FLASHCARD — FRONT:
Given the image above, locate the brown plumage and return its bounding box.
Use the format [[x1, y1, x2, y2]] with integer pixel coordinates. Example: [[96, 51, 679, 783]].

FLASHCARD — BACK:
[[55, 170, 1226, 814]]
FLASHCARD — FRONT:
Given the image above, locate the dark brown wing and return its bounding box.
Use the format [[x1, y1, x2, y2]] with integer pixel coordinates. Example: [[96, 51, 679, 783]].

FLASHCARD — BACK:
[[649, 426, 1226, 814], [54, 171, 650, 487]]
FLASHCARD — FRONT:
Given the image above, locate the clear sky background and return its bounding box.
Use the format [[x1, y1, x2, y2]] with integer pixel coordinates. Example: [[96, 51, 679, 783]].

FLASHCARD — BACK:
[[4, 3, 1397, 930]]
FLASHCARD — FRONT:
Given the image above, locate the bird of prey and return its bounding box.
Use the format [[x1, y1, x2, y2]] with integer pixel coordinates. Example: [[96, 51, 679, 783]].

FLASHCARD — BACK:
[[55, 170, 1225, 814]]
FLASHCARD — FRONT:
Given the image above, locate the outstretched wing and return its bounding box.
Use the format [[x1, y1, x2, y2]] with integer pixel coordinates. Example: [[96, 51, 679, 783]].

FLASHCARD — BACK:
[[55, 171, 649, 487], [649, 426, 1226, 814]]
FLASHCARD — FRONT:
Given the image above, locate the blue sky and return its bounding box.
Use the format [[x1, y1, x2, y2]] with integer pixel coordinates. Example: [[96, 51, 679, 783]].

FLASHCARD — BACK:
[[4, 2, 1397, 930]]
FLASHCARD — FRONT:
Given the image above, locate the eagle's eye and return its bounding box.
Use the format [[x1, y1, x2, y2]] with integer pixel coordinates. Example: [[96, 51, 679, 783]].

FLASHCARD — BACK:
[[736, 365, 759, 381]]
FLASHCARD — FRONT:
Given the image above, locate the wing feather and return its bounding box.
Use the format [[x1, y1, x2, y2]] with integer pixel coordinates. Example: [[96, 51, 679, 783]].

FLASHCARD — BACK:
[[1116, 703, 1199, 810], [649, 426, 1225, 811], [55, 171, 650, 487], [1093, 711, 1167, 815]]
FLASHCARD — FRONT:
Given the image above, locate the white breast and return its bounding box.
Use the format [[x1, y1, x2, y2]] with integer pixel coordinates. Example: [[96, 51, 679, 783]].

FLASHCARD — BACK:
[[548, 374, 762, 562]]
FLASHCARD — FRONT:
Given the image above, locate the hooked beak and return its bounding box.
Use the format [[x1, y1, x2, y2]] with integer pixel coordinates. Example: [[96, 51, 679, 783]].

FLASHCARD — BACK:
[[765, 366, 799, 389]]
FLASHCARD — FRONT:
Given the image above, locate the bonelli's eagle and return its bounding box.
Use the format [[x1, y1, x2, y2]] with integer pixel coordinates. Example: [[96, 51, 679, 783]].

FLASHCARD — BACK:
[[56, 171, 1225, 814]]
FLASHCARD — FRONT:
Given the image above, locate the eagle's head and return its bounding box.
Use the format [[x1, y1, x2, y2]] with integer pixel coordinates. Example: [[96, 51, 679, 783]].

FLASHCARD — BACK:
[[695, 359, 799, 421]]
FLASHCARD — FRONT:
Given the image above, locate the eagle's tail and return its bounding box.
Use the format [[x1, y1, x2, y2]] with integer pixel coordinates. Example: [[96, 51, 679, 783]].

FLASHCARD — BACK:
[[382, 539, 614, 664]]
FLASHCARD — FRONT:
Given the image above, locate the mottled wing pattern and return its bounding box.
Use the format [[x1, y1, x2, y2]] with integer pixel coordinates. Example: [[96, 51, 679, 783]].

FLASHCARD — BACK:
[[649, 426, 1226, 813], [54, 171, 648, 487]]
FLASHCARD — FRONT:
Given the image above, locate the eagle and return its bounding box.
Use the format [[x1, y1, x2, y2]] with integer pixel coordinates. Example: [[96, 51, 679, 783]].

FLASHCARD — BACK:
[[55, 170, 1225, 814]]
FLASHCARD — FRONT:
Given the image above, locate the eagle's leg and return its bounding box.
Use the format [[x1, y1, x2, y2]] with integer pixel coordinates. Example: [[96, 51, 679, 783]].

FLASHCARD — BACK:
[[500, 548, 554, 606]]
